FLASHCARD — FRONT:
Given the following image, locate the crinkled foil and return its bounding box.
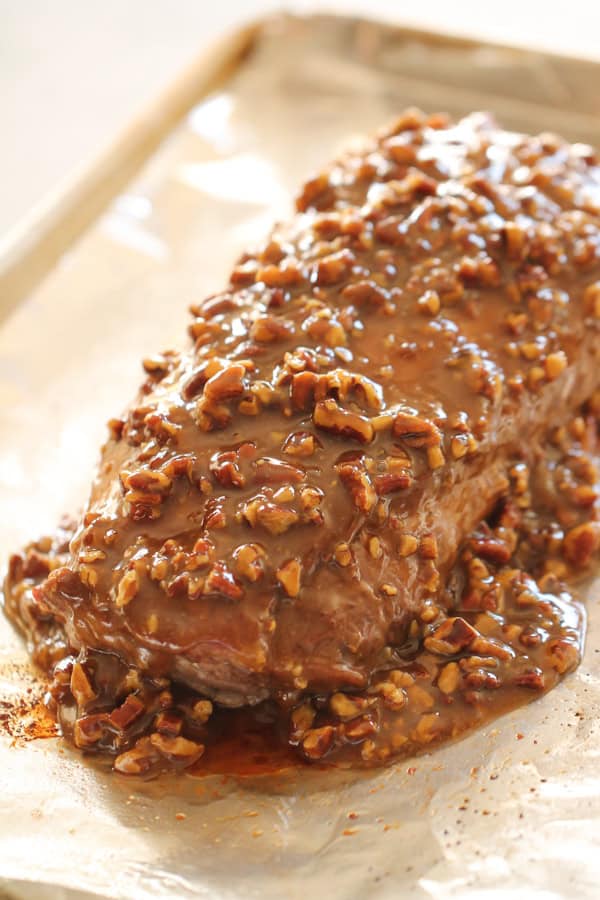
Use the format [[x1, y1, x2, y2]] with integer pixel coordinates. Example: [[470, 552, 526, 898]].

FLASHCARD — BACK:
[[1, 14, 600, 900]]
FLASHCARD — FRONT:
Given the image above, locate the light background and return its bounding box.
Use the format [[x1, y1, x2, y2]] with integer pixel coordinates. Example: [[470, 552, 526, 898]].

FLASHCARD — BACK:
[[2, 0, 600, 240]]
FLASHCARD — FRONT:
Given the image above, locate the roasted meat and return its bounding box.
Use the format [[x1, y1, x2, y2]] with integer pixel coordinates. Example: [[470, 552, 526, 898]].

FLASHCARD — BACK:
[[5, 111, 600, 711]]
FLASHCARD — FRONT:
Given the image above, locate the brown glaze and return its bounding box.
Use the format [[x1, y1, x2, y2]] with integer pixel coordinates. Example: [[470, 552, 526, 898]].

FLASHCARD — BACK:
[[3, 111, 600, 774], [3, 406, 597, 774]]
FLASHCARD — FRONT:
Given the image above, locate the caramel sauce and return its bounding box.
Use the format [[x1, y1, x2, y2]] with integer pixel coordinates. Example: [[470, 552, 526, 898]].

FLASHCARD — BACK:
[[2, 110, 600, 777]]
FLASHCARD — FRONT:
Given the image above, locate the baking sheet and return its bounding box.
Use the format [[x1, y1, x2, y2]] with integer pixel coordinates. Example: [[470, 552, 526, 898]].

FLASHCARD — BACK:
[[2, 13, 600, 899]]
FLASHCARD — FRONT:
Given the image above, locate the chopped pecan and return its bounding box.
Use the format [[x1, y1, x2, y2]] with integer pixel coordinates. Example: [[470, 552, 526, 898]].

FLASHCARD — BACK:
[[254, 457, 305, 485], [393, 412, 441, 448], [547, 638, 580, 674], [374, 470, 412, 494], [314, 399, 374, 444], [334, 541, 353, 567], [329, 693, 372, 720], [289, 703, 316, 742], [583, 281, 600, 318], [149, 733, 205, 764], [417, 290, 441, 317], [190, 700, 213, 724], [437, 661, 460, 694], [398, 534, 419, 557], [304, 311, 347, 348], [276, 559, 302, 597], [302, 725, 336, 760], [341, 279, 388, 308], [296, 172, 335, 212], [73, 713, 110, 749], [122, 468, 172, 493], [312, 249, 355, 286], [204, 562, 243, 600], [203, 363, 246, 403], [256, 262, 303, 289], [282, 431, 320, 458], [209, 447, 249, 488], [290, 371, 319, 410], [109, 695, 145, 731], [114, 737, 160, 775], [337, 461, 376, 513], [545, 351, 567, 380], [115, 569, 139, 608], [419, 534, 438, 560], [562, 522, 600, 567], [320, 369, 383, 411], [243, 498, 299, 535], [342, 715, 378, 742], [154, 710, 183, 736], [233, 543, 266, 582], [470, 536, 512, 565], [514, 668, 545, 690], [424, 617, 478, 655], [70, 661, 96, 707], [250, 315, 296, 342]]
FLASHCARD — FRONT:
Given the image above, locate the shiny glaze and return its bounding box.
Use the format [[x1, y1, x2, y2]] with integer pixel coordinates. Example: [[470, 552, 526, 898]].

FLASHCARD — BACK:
[[3, 111, 600, 773]]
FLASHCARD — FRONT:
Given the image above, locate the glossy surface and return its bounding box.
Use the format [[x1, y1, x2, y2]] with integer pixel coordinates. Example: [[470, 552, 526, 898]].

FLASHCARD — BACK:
[[3, 111, 600, 775], [27, 111, 600, 706]]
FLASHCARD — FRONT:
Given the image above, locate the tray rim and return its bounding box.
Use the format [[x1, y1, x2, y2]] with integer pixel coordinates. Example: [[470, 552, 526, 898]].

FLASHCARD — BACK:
[[2, 10, 600, 320]]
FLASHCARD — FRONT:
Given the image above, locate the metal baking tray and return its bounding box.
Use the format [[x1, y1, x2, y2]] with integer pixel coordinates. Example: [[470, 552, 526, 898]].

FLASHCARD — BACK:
[[1, 13, 600, 900]]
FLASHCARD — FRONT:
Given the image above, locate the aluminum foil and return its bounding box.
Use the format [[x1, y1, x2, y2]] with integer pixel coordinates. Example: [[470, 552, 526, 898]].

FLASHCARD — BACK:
[[1, 14, 600, 899]]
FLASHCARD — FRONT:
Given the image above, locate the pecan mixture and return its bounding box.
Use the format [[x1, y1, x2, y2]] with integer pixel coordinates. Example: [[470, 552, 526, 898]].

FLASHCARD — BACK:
[[3, 110, 600, 774]]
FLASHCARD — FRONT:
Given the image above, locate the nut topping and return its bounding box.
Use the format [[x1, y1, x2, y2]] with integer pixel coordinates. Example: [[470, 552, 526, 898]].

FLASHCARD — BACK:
[[314, 399, 374, 444], [276, 559, 302, 597], [393, 413, 441, 448]]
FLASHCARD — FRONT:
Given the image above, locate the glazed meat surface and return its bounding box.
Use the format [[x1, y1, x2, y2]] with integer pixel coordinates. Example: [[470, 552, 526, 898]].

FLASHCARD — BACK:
[[25, 111, 600, 706]]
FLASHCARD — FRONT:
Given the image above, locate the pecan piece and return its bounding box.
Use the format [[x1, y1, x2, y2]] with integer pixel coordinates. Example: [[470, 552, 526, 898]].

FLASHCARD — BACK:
[[256, 263, 303, 289], [341, 279, 388, 308], [190, 700, 213, 724], [250, 314, 295, 342], [149, 733, 205, 764], [393, 412, 441, 448], [470, 536, 511, 565], [210, 448, 247, 488], [254, 457, 305, 485], [314, 399, 374, 444], [115, 569, 139, 608], [342, 715, 378, 743], [302, 726, 336, 760], [70, 661, 96, 707], [329, 693, 372, 721], [547, 638, 580, 674], [312, 249, 355, 286], [290, 371, 319, 410], [437, 661, 460, 694], [337, 462, 376, 513], [154, 710, 183, 736], [204, 562, 243, 600], [73, 713, 110, 749], [114, 737, 160, 775], [424, 617, 478, 655], [203, 363, 246, 403], [374, 471, 412, 494], [562, 522, 600, 567], [276, 559, 302, 597], [109, 695, 145, 731], [514, 668, 545, 690], [122, 468, 171, 493], [290, 703, 316, 742], [282, 431, 320, 458], [233, 543, 266, 582], [252, 503, 299, 535]]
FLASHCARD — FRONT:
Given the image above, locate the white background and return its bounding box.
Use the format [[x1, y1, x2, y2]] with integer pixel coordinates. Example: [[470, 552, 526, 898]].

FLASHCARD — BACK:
[[2, 0, 600, 241]]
